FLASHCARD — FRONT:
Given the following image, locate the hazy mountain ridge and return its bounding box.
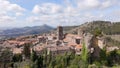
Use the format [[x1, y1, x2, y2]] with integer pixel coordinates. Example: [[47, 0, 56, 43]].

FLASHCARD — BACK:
[[0, 24, 54, 39], [0, 21, 120, 40]]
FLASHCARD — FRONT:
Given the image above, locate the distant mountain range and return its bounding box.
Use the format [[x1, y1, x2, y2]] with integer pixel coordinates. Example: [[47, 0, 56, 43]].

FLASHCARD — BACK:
[[0, 21, 120, 40], [0, 24, 54, 39]]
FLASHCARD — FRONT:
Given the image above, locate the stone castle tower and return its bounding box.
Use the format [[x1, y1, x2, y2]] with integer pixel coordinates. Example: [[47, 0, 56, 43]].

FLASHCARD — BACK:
[[57, 26, 63, 40]]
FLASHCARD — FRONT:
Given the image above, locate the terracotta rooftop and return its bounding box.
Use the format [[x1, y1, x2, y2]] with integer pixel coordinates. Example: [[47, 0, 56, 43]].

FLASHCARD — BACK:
[[7, 40, 30, 46], [12, 48, 23, 54], [33, 45, 44, 51], [37, 36, 44, 38], [75, 45, 82, 49], [66, 34, 78, 37]]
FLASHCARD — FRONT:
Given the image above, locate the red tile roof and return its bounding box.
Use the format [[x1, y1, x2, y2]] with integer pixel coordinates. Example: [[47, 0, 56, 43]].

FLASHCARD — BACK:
[[75, 45, 82, 49]]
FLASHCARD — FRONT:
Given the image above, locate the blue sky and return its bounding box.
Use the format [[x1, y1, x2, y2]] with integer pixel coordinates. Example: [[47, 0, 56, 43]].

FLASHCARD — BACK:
[[10, 0, 63, 10], [0, 0, 120, 28]]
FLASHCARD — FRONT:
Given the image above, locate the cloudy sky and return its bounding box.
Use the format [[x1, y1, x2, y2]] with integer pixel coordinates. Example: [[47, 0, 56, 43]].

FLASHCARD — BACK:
[[0, 0, 120, 27]]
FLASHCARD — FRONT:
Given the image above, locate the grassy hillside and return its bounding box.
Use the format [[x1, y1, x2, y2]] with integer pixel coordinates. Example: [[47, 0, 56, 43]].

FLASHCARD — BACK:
[[107, 35, 120, 42]]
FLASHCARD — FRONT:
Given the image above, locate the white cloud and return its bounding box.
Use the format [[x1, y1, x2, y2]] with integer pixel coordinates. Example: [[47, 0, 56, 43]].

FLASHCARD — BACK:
[[76, 0, 119, 10], [0, 11, 13, 23], [32, 3, 62, 14], [0, 0, 26, 24], [30, 2, 81, 26], [27, 0, 120, 26], [32, 5, 41, 14], [0, 14, 16, 23], [16, 12, 24, 16], [27, 16, 40, 23], [0, 0, 25, 12], [76, 0, 100, 10], [101, 0, 112, 9], [7, 4, 25, 12]]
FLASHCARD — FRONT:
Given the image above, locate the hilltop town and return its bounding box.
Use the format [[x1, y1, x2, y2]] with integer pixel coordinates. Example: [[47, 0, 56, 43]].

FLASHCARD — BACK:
[[0, 26, 97, 55], [0, 25, 118, 57], [0, 24, 120, 68]]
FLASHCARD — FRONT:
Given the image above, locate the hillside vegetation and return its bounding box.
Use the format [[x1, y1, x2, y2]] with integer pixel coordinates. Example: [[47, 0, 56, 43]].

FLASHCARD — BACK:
[[107, 35, 120, 42], [61, 21, 120, 35]]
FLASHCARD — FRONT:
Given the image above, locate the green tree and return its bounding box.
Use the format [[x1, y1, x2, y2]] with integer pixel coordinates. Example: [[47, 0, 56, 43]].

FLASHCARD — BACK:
[[31, 50, 38, 62], [12, 54, 22, 62], [23, 43, 31, 59], [32, 55, 43, 68], [81, 42, 88, 68], [0, 49, 13, 68], [106, 50, 120, 67], [43, 49, 47, 67], [48, 59, 56, 68], [69, 64, 79, 68], [81, 42, 88, 62], [93, 28, 102, 37], [99, 48, 107, 65]]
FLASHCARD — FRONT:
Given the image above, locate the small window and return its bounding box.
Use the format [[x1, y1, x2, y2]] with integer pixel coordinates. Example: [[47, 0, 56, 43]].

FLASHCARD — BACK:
[[76, 39, 80, 44]]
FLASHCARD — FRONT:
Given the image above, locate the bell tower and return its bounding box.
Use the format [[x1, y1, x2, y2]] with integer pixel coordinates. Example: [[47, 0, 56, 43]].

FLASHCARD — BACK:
[[57, 26, 63, 40]]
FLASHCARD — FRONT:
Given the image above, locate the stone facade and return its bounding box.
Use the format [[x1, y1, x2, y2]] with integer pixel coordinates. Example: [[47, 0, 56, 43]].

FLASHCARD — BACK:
[[97, 37, 106, 49], [57, 26, 63, 40]]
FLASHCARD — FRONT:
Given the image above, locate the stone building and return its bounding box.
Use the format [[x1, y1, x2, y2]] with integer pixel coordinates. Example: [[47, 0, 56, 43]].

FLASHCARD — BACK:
[[47, 46, 71, 56], [82, 32, 107, 59], [57, 26, 64, 40], [97, 36, 106, 49]]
